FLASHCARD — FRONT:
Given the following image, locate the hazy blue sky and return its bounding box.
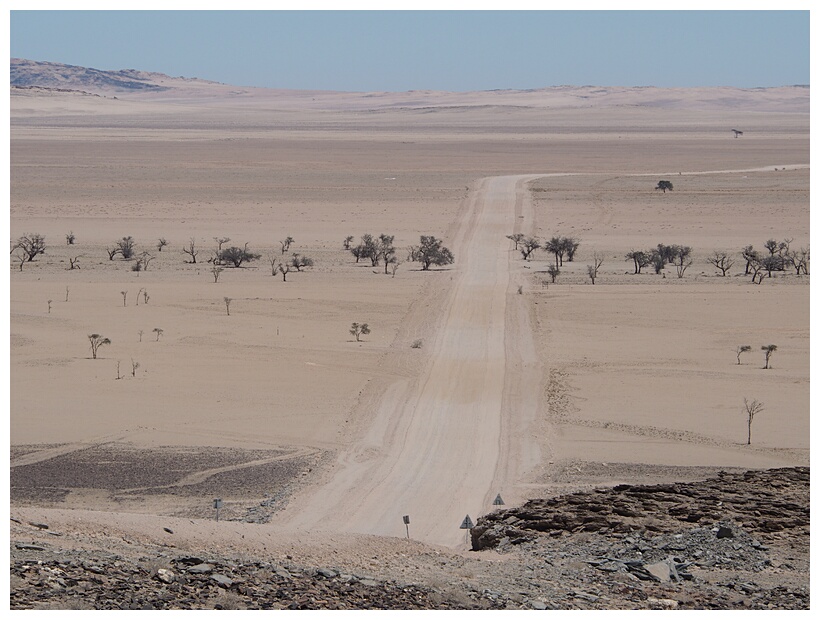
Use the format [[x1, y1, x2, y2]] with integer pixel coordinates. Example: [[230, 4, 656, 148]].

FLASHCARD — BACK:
[[9, 10, 810, 92]]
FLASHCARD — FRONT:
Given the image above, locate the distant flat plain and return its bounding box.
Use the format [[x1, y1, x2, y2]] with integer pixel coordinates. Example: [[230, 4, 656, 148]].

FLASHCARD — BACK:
[[10, 82, 809, 545]]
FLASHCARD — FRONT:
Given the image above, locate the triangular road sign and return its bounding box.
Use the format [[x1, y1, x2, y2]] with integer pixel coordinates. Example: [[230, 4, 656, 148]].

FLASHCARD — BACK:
[[493, 494, 505, 506], [460, 514, 474, 529]]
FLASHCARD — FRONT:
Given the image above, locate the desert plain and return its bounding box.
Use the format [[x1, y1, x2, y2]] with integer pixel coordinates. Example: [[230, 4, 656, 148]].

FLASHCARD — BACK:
[[7, 69, 810, 607]]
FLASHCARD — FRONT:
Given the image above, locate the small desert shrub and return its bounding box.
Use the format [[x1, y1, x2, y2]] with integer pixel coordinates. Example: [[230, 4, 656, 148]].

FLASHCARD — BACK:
[[411, 339, 423, 349]]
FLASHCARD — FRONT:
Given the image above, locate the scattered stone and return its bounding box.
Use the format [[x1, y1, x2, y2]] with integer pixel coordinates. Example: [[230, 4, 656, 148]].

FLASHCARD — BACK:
[[210, 574, 233, 588], [155, 569, 175, 584], [187, 563, 213, 575]]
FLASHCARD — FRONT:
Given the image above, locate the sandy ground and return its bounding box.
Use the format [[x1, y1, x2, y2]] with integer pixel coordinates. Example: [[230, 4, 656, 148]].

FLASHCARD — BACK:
[[8, 83, 809, 560]]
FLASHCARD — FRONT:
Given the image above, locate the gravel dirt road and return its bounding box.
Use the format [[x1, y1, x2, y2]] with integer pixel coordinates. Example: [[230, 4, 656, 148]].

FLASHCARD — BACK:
[[277, 176, 544, 546]]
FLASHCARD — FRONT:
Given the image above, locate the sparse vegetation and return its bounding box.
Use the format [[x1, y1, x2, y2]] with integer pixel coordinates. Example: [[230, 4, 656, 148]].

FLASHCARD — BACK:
[[290, 253, 314, 271], [88, 334, 111, 359], [131, 359, 140, 378], [547, 264, 560, 283], [220, 244, 260, 268], [115, 236, 136, 260], [279, 264, 291, 281], [655, 180, 674, 193], [66, 231, 76, 245], [182, 238, 199, 264], [587, 252, 604, 284], [744, 398, 764, 445], [672, 245, 693, 278], [411, 339, 423, 349], [153, 328, 163, 341], [13, 252, 26, 271], [12, 233, 46, 262], [625, 250, 650, 274], [708, 251, 734, 276], [157, 238, 168, 252], [343, 235, 354, 250], [736, 345, 751, 365], [68, 256, 82, 270], [761, 344, 777, 369], [506, 233, 525, 250], [280, 236, 294, 255], [408, 235, 454, 270], [350, 322, 371, 342], [519, 236, 540, 261]]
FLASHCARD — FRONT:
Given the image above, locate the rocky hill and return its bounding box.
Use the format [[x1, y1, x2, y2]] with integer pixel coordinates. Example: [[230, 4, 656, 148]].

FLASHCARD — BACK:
[[10, 58, 219, 95], [10, 467, 809, 610]]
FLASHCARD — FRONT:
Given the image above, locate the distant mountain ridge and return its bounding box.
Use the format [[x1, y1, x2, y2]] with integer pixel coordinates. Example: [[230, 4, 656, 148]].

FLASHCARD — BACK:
[[10, 58, 220, 93], [10, 58, 810, 114]]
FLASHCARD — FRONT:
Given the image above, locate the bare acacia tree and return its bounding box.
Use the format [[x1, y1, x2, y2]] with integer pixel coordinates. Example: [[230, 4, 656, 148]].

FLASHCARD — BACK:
[[68, 255, 82, 270], [120, 291, 128, 306], [153, 327, 164, 341], [278, 263, 291, 282], [390, 258, 401, 278], [88, 333, 111, 359], [13, 252, 27, 271], [291, 253, 314, 272], [519, 236, 541, 261], [350, 322, 371, 342], [267, 254, 278, 276], [744, 398, 764, 445], [625, 250, 650, 274], [211, 266, 223, 283], [708, 251, 734, 276], [736, 345, 751, 365], [224, 297, 232, 316], [672, 245, 693, 278], [506, 233, 526, 250], [138, 330, 144, 342], [280, 236, 294, 255], [343, 235, 354, 250], [135, 251, 155, 272], [183, 238, 199, 264], [786, 247, 810, 275], [47, 300, 52, 314], [587, 252, 604, 285], [157, 238, 168, 252], [12, 233, 46, 261], [131, 359, 140, 377], [547, 264, 560, 283], [211, 237, 230, 265], [761, 344, 777, 369], [66, 231, 76, 245]]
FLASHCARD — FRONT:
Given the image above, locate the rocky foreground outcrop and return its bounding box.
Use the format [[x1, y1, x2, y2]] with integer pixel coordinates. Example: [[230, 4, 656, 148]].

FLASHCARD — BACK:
[[471, 467, 809, 550], [10, 467, 809, 610]]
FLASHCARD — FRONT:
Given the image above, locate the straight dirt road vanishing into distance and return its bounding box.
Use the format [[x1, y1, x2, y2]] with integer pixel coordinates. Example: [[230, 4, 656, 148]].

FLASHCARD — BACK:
[[277, 175, 544, 547], [276, 165, 807, 548]]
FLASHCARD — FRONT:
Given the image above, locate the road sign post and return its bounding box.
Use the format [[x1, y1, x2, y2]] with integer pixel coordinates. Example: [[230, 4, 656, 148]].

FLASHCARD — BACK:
[[459, 514, 474, 545], [214, 498, 222, 522], [403, 515, 410, 539]]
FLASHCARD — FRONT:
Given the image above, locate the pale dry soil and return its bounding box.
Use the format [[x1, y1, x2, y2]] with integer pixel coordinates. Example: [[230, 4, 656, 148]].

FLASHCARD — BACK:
[[8, 86, 809, 606]]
